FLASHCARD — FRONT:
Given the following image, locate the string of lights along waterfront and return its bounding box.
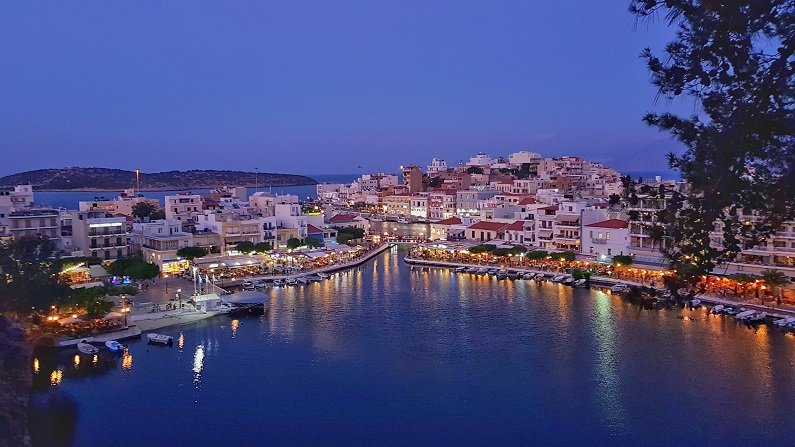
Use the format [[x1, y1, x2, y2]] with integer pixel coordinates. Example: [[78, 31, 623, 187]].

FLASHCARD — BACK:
[[31, 248, 795, 446]]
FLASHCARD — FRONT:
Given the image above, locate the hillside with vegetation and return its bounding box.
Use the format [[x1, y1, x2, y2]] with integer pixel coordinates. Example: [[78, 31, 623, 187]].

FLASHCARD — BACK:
[[0, 167, 317, 191]]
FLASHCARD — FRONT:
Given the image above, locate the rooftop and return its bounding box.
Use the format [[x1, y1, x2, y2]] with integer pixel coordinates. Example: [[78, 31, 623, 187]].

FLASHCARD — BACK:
[[468, 221, 508, 231], [585, 219, 629, 229]]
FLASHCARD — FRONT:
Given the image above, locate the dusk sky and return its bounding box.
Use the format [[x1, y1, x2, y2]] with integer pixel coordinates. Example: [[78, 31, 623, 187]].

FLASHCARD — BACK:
[[1, 1, 691, 177]]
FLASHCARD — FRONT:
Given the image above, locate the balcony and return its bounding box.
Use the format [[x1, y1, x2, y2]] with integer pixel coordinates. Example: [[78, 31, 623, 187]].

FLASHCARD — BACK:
[[592, 238, 607, 245]]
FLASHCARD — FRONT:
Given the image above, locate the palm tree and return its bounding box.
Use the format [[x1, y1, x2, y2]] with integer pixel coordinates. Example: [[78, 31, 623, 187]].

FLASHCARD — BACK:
[[760, 269, 791, 305]]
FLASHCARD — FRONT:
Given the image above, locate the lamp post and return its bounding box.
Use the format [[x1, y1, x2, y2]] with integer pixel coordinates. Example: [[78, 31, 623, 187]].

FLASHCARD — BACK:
[[120, 294, 128, 327], [176, 288, 182, 308]]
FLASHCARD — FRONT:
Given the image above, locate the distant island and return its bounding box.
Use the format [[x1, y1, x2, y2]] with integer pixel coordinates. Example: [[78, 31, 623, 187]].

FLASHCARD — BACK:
[[0, 167, 317, 191]]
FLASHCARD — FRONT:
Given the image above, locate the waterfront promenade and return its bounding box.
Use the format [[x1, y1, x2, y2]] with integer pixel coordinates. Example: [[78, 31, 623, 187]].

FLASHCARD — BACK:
[[403, 255, 795, 319]]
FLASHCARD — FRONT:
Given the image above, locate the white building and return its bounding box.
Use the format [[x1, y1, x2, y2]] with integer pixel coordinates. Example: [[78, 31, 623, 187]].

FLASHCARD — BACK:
[[427, 158, 448, 174], [0, 185, 34, 210], [165, 194, 202, 224], [70, 211, 130, 260], [131, 220, 194, 272], [582, 219, 630, 259], [467, 152, 496, 166]]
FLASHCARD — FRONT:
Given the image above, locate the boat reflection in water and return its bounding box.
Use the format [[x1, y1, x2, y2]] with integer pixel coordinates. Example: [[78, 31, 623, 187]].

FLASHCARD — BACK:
[[27, 248, 795, 446]]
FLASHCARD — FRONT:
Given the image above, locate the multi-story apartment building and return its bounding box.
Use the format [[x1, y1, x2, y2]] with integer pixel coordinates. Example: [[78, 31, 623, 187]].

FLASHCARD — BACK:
[[164, 194, 202, 224], [8, 209, 60, 242], [70, 211, 130, 260], [131, 220, 193, 272], [456, 189, 497, 216], [427, 158, 448, 174], [410, 194, 429, 219], [383, 194, 412, 217], [195, 212, 276, 254], [551, 201, 583, 251], [711, 217, 795, 277], [0, 185, 34, 210], [427, 190, 457, 220], [402, 165, 423, 194]]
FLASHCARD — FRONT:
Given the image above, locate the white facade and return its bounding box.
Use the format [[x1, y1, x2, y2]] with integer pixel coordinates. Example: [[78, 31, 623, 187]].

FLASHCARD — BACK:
[[508, 151, 541, 166], [427, 158, 448, 173], [582, 220, 630, 259], [165, 194, 202, 223], [467, 152, 496, 166]]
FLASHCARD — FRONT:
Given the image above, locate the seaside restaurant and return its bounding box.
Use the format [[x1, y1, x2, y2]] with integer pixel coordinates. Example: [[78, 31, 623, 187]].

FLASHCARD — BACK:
[[193, 255, 265, 278]]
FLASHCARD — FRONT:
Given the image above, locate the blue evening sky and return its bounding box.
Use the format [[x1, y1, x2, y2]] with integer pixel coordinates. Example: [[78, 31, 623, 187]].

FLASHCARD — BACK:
[[0, 1, 693, 177]]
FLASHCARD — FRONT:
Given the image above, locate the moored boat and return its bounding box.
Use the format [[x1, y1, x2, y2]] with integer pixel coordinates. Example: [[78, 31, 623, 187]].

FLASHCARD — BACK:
[[147, 333, 173, 345], [734, 310, 756, 321], [318, 272, 330, 279], [573, 279, 586, 287], [104, 340, 125, 353], [774, 316, 795, 327], [710, 304, 725, 314], [552, 275, 566, 283], [454, 267, 466, 273], [77, 341, 99, 355], [562, 277, 574, 286]]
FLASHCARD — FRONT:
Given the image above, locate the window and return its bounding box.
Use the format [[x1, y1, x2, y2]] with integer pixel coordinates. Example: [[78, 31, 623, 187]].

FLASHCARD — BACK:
[[606, 232, 611, 240]]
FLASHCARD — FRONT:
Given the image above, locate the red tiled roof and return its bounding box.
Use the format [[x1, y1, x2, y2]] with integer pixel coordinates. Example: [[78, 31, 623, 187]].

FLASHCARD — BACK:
[[538, 205, 559, 211], [433, 217, 462, 226], [585, 219, 628, 229], [329, 214, 359, 223], [307, 224, 324, 233], [505, 220, 526, 231], [592, 202, 609, 209], [517, 198, 537, 205], [468, 221, 508, 231]]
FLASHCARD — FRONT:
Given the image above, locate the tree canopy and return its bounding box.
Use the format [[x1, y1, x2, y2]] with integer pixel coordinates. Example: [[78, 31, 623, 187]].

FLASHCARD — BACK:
[[176, 246, 208, 260], [0, 236, 71, 316], [131, 202, 165, 220], [611, 255, 633, 266], [235, 241, 256, 254], [106, 257, 160, 280], [254, 242, 272, 253], [286, 238, 303, 250], [629, 1, 794, 299], [335, 227, 365, 244], [304, 237, 323, 248]]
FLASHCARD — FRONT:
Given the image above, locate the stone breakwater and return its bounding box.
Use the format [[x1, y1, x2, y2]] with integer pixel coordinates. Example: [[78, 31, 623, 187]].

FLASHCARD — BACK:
[[0, 316, 32, 447]]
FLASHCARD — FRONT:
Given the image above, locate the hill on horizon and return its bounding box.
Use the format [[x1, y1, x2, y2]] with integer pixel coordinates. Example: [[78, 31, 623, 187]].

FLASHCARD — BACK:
[[0, 167, 317, 191]]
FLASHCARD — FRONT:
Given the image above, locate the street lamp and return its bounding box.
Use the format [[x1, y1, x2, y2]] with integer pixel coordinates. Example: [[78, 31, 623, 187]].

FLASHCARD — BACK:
[[176, 288, 182, 308], [120, 294, 129, 327]]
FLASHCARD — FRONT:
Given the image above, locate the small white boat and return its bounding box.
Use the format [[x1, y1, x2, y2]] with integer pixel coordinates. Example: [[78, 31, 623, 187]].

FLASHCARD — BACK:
[[286, 278, 298, 286], [573, 279, 587, 287], [369, 217, 384, 222], [477, 268, 489, 275], [710, 304, 725, 314], [735, 310, 756, 321], [77, 341, 99, 355], [773, 316, 795, 327], [725, 307, 742, 316], [563, 277, 575, 286], [689, 299, 702, 308], [552, 275, 566, 283], [147, 333, 173, 345], [523, 273, 537, 280], [104, 340, 124, 353], [396, 217, 410, 224], [317, 273, 330, 279], [273, 279, 284, 286], [296, 277, 309, 285], [454, 267, 466, 273]]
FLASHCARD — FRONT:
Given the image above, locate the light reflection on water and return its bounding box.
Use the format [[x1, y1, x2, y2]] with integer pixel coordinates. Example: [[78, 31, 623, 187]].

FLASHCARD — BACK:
[[29, 248, 795, 446]]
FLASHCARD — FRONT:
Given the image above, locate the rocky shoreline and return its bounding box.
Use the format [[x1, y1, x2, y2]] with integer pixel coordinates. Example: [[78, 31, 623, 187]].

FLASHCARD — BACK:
[[0, 316, 32, 447]]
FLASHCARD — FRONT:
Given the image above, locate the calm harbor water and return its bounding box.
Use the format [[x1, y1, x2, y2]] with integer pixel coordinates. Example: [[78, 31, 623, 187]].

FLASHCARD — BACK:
[[31, 247, 795, 446], [33, 174, 358, 210]]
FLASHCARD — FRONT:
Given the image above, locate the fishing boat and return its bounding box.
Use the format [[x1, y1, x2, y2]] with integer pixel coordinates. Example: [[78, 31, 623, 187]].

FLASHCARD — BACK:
[[454, 267, 466, 273], [296, 277, 309, 285], [286, 278, 298, 286], [477, 268, 489, 275], [573, 279, 587, 287], [307, 275, 322, 282], [317, 273, 330, 279], [147, 333, 174, 345], [488, 269, 498, 276], [369, 216, 384, 222], [507, 272, 520, 280], [551, 275, 566, 283], [774, 316, 795, 327], [396, 217, 410, 224], [744, 312, 767, 324], [273, 279, 284, 286], [689, 299, 702, 308], [725, 307, 742, 316], [562, 277, 575, 286], [523, 273, 537, 280], [77, 341, 99, 355], [496, 270, 508, 279], [104, 340, 125, 353], [710, 304, 725, 314]]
